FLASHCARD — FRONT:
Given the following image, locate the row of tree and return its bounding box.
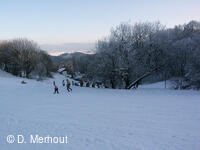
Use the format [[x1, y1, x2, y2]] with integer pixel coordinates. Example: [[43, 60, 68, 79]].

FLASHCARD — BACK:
[[0, 39, 53, 79], [71, 20, 200, 89], [1, 21, 199, 89]]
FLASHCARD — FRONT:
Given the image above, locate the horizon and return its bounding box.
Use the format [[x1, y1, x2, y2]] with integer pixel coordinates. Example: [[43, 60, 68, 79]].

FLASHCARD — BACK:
[[40, 42, 96, 56], [0, 0, 200, 54]]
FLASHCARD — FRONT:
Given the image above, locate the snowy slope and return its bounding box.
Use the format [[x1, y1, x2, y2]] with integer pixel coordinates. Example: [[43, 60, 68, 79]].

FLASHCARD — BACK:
[[0, 70, 200, 150], [139, 81, 173, 89], [0, 70, 16, 78]]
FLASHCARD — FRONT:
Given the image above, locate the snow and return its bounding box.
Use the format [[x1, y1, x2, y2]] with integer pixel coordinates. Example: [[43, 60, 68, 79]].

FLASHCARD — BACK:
[[0, 69, 15, 78], [139, 81, 173, 89], [0, 70, 200, 150], [57, 68, 66, 73]]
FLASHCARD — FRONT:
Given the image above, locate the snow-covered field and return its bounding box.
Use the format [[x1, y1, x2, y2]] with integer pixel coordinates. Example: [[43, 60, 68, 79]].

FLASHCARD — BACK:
[[0, 70, 200, 150]]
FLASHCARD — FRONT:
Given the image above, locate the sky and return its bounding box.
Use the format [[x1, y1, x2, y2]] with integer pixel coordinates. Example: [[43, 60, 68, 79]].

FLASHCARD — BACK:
[[0, 0, 199, 55]]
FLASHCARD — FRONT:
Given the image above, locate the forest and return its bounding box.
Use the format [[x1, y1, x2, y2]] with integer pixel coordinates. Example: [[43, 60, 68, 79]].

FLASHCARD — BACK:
[[71, 20, 200, 89], [0, 20, 200, 89]]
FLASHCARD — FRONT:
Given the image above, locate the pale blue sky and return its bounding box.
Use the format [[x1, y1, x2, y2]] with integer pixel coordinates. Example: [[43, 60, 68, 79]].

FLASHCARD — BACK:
[[0, 0, 199, 52]]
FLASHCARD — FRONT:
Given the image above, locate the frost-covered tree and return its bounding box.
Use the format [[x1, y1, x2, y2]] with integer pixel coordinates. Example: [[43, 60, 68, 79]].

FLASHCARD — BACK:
[[85, 20, 200, 89], [0, 38, 53, 78]]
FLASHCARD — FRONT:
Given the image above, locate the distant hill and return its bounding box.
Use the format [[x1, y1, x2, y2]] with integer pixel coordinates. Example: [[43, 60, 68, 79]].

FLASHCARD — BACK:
[[50, 52, 94, 65], [50, 55, 66, 64], [59, 52, 90, 59]]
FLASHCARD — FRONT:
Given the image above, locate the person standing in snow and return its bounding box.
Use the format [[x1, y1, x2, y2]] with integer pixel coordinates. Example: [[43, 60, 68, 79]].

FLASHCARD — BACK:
[[92, 82, 95, 88], [86, 81, 90, 87], [66, 79, 72, 92], [80, 79, 83, 87], [53, 81, 59, 94], [62, 80, 65, 86]]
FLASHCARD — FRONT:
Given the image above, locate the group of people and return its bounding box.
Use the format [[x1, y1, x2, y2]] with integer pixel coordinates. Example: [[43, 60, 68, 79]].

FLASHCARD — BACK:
[[53, 79, 72, 94], [74, 80, 98, 88], [53, 79, 106, 94]]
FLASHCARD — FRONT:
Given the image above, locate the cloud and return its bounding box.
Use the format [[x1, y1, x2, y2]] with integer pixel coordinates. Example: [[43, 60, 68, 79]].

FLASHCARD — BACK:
[[40, 42, 95, 55]]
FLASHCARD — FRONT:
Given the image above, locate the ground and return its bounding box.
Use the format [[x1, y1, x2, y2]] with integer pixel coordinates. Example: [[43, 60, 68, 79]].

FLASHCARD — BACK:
[[0, 70, 200, 150]]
